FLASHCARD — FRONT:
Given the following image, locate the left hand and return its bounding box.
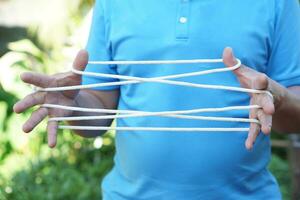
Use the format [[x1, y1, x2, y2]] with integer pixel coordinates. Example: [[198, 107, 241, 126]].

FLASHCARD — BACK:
[[222, 47, 276, 150]]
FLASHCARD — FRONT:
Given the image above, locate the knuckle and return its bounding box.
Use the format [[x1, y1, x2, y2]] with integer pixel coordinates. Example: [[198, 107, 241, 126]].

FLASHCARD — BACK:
[[257, 110, 265, 119], [249, 110, 256, 118], [257, 95, 269, 107], [49, 77, 59, 87], [31, 93, 41, 104], [260, 95, 269, 106], [36, 111, 44, 119], [256, 73, 268, 88]]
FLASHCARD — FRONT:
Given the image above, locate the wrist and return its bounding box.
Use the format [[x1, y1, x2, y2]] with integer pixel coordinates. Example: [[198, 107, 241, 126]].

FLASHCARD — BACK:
[[268, 78, 288, 112]]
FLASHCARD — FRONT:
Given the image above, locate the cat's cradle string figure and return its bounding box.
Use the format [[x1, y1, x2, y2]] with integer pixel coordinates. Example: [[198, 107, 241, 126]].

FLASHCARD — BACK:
[[33, 58, 272, 132]]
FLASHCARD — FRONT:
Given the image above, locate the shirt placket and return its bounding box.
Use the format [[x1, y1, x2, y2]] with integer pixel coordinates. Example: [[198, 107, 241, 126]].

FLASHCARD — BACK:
[[176, 0, 190, 40]]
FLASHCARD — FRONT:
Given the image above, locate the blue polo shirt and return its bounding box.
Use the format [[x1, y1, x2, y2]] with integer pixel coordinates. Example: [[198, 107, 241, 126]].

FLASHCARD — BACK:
[[83, 0, 300, 199]]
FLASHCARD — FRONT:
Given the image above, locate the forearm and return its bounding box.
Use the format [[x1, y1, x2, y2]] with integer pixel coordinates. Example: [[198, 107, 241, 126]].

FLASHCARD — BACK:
[[69, 90, 114, 138], [271, 80, 300, 133]]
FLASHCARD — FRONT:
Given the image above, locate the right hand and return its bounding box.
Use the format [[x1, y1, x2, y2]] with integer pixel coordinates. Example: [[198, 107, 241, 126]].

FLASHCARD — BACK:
[[13, 50, 89, 148]]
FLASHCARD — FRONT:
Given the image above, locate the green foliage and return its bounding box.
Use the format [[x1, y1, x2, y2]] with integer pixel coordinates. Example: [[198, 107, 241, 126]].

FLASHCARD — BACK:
[[0, 14, 116, 198], [0, 1, 116, 200], [0, 86, 18, 130], [269, 154, 291, 200], [0, 27, 27, 56], [0, 133, 115, 200]]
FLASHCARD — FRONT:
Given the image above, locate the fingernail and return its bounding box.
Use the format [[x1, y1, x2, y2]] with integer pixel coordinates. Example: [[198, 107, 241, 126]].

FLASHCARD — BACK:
[[13, 104, 19, 113], [245, 140, 252, 150]]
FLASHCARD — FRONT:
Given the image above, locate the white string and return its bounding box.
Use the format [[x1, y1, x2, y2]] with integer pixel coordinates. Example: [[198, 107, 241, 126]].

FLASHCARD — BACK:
[[88, 58, 224, 65], [33, 58, 271, 132], [45, 104, 260, 124], [58, 126, 250, 132], [50, 112, 259, 124], [42, 104, 261, 115], [37, 59, 266, 94]]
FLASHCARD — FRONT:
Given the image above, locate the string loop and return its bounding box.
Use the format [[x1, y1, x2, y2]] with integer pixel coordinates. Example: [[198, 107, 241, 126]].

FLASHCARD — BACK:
[[32, 58, 271, 132]]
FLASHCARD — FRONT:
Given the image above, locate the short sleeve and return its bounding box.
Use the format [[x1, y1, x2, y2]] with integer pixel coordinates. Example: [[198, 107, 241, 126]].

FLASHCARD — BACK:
[[266, 0, 300, 87], [82, 0, 119, 90]]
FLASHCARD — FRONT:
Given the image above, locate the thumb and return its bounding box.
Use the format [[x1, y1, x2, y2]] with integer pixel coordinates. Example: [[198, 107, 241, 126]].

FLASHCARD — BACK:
[[222, 47, 241, 75], [73, 49, 89, 72]]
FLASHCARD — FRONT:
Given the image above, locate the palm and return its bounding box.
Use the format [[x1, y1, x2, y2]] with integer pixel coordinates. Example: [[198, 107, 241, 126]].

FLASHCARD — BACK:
[[13, 50, 88, 147], [43, 80, 76, 118]]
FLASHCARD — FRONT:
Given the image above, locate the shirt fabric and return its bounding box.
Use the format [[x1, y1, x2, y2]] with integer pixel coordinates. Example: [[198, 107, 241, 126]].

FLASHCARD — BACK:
[[83, 0, 300, 199]]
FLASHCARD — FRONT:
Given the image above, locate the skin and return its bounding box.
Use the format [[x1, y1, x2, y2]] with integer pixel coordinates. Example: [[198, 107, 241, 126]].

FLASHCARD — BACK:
[[13, 47, 300, 150], [13, 50, 119, 148]]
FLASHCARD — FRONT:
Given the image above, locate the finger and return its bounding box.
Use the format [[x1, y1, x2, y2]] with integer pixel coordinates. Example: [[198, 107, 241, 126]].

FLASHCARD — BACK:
[[246, 107, 260, 150], [222, 47, 247, 76], [73, 49, 89, 72], [245, 122, 260, 150], [20, 72, 52, 88], [47, 121, 58, 148], [256, 93, 275, 115], [252, 73, 268, 90], [223, 47, 238, 66], [13, 92, 46, 113], [257, 109, 272, 135], [22, 107, 48, 133]]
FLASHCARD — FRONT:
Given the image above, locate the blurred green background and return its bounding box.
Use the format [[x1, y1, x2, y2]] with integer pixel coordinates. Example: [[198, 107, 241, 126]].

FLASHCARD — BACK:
[[0, 0, 294, 199]]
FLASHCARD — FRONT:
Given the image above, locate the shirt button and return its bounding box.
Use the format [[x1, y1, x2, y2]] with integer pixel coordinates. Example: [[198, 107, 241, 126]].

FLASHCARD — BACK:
[[179, 17, 188, 24]]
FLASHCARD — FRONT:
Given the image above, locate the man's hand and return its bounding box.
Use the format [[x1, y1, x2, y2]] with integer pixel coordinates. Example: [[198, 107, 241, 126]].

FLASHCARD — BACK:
[[223, 47, 278, 150], [13, 50, 89, 148]]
